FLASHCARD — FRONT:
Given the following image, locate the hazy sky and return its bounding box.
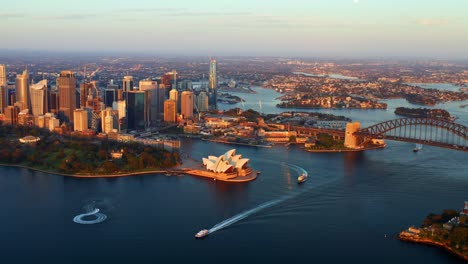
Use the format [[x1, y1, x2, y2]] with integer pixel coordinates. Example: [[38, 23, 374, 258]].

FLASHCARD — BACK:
[[2, 0, 467, 58]]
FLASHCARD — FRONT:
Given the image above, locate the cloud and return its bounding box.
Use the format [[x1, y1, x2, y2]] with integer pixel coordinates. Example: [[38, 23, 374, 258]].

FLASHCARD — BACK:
[[49, 14, 98, 20], [0, 13, 26, 19], [416, 18, 448, 26], [123, 8, 251, 17]]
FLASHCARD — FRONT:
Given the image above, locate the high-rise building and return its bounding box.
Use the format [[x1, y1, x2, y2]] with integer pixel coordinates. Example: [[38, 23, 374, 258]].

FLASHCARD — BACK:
[[104, 89, 117, 107], [113, 100, 126, 119], [0, 64, 6, 87], [169, 87, 179, 113], [161, 70, 177, 98], [73, 109, 88, 132], [164, 99, 177, 123], [126, 90, 149, 131], [58, 71, 77, 123], [180, 91, 194, 118], [0, 65, 6, 113], [123, 76, 134, 92], [139, 79, 159, 125], [4, 105, 19, 125], [15, 69, 30, 112], [49, 90, 59, 115], [0, 86, 6, 114], [30, 80, 48, 116], [100, 107, 119, 133], [80, 82, 92, 108], [196, 91, 209, 112], [209, 59, 217, 110]]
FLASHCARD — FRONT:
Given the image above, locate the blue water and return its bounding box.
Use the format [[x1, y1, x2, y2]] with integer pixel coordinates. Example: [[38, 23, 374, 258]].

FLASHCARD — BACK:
[[0, 87, 466, 263]]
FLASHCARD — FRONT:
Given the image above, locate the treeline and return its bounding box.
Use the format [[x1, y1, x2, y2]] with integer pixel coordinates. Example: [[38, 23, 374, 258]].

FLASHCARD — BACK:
[[0, 123, 180, 175], [395, 107, 451, 119]]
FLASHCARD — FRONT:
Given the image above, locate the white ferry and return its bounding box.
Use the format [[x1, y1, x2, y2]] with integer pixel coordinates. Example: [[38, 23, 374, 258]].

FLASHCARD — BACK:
[[195, 229, 209, 238], [297, 173, 307, 184]]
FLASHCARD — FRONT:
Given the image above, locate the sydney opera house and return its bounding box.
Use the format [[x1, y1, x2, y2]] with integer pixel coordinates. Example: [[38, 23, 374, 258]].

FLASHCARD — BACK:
[[202, 149, 250, 174], [182, 149, 257, 182]]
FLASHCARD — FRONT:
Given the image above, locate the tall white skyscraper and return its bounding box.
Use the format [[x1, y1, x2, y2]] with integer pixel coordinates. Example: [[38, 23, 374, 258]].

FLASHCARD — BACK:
[[30, 80, 48, 116]]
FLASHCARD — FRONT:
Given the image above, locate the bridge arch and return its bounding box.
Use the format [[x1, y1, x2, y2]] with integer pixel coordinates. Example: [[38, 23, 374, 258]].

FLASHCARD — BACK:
[[356, 118, 467, 151]]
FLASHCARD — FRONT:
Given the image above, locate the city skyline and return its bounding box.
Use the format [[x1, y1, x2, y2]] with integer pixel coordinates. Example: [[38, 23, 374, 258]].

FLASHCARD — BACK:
[[1, 0, 467, 59]]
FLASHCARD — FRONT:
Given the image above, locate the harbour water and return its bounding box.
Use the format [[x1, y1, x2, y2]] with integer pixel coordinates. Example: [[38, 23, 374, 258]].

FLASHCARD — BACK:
[[0, 87, 466, 263]]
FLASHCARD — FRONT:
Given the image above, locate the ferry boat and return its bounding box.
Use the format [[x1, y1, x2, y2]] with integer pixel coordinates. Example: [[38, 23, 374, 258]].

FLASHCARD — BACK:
[[195, 229, 209, 238], [297, 173, 307, 184]]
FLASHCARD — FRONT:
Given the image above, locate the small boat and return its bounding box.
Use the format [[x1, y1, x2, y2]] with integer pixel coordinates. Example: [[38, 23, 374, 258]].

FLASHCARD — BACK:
[[413, 144, 423, 152], [257, 171, 261, 175], [297, 173, 307, 184], [195, 229, 209, 238]]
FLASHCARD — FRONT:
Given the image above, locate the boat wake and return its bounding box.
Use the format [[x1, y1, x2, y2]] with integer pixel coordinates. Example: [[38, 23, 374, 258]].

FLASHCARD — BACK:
[[73, 203, 107, 225], [206, 163, 308, 235]]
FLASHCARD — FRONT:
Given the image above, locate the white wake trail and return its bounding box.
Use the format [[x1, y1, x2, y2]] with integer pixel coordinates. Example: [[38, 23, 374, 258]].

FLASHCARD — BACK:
[[205, 163, 308, 235]]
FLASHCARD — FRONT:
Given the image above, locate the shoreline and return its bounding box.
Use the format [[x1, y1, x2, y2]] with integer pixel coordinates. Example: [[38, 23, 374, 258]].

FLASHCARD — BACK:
[[304, 145, 386, 153], [399, 234, 468, 261], [0, 163, 168, 178], [202, 138, 273, 148], [0, 162, 258, 183]]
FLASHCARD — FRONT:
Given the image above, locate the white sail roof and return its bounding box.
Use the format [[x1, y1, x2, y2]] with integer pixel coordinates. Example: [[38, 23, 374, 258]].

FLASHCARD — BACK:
[[203, 149, 249, 173]]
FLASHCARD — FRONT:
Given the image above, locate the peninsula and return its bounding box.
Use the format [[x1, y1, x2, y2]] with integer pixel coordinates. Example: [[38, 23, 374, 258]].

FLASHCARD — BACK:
[[394, 107, 452, 119], [399, 202, 468, 261]]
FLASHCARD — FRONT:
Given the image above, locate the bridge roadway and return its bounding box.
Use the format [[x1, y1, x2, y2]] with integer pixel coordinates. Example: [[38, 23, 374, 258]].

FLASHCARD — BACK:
[[380, 135, 467, 152]]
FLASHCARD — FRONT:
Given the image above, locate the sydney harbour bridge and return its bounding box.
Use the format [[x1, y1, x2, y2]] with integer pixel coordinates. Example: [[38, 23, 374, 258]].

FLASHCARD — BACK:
[[355, 118, 467, 152]]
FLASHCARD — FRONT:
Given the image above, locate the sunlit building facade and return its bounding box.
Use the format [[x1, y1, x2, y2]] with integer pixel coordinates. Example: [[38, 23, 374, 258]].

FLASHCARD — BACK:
[[180, 91, 193, 118], [58, 71, 77, 123], [30, 80, 48, 116], [73, 109, 88, 132], [15, 69, 30, 112], [164, 99, 177, 123]]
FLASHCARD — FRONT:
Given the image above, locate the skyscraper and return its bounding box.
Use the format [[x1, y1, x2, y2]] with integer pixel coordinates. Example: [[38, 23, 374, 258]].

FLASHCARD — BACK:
[[58, 71, 77, 123], [164, 99, 177, 123], [126, 90, 149, 131], [30, 80, 48, 116], [104, 89, 117, 107], [123, 76, 134, 92], [73, 109, 88, 132], [180, 91, 194, 118], [196, 91, 209, 112], [0, 64, 6, 87], [169, 87, 179, 113], [209, 58, 217, 110], [15, 69, 30, 112], [139, 79, 158, 125], [161, 70, 177, 98], [0, 65, 6, 113]]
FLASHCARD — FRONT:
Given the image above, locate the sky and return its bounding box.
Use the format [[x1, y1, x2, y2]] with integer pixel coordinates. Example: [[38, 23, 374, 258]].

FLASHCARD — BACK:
[[1, 0, 468, 58]]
